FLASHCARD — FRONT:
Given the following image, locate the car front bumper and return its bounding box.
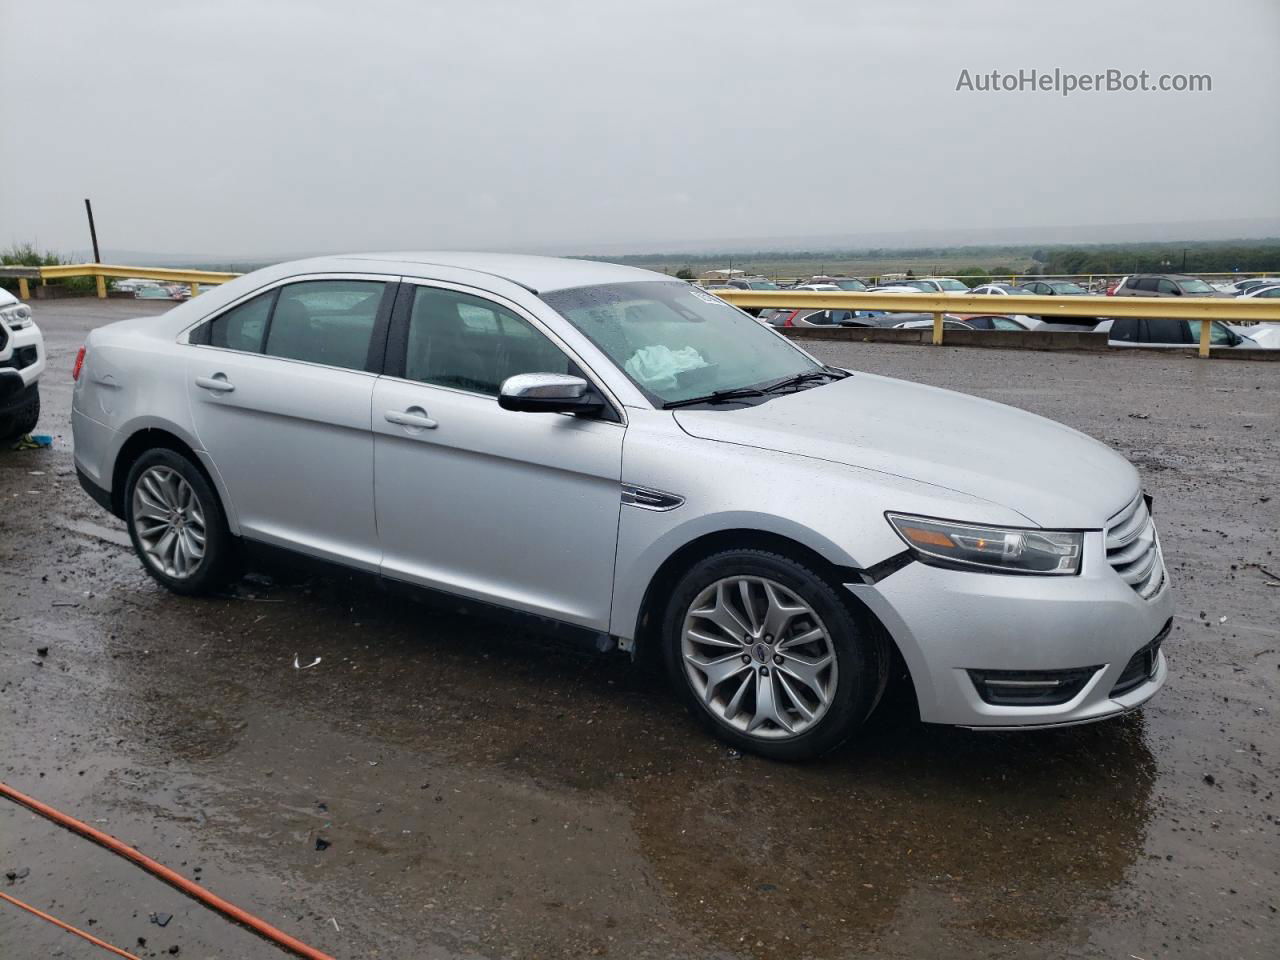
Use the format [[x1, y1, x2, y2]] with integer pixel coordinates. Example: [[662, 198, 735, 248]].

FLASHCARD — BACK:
[[847, 530, 1173, 728], [0, 321, 46, 391]]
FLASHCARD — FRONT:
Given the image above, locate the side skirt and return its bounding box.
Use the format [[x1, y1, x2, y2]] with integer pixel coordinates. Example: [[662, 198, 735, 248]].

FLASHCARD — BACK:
[[239, 538, 624, 658]]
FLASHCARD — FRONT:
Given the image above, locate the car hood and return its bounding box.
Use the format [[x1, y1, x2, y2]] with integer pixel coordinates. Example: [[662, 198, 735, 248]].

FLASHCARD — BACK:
[[672, 373, 1138, 528]]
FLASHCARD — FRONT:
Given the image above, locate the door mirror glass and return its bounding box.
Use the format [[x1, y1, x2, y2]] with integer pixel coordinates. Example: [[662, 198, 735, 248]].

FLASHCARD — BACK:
[[498, 373, 603, 414]]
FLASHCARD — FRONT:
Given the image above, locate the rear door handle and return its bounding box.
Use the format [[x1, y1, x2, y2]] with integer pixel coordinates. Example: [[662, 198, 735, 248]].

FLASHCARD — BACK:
[[195, 374, 235, 393], [384, 407, 438, 430]]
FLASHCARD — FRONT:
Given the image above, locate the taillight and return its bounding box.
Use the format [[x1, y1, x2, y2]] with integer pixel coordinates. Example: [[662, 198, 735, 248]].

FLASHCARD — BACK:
[[72, 345, 86, 381]]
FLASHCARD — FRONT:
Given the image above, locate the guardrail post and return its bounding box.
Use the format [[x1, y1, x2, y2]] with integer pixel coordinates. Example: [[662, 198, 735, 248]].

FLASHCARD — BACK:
[[1198, 319, 1212, 358], [190, 282, 200, 297], [931, 312, 944, 346], [17, 278, 30, 300], [95, 274, 107, 299]]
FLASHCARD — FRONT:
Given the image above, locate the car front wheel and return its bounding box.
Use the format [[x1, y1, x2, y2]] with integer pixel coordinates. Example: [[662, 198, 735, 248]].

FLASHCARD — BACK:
[[124, 448, 233, 595], [663, 549, 887, 760]]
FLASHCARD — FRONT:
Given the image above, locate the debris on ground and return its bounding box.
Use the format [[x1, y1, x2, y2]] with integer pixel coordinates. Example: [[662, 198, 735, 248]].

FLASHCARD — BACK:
[[149, 911, 172, 927], [315, 837, 331, 851], [9, 434, 52, 451]]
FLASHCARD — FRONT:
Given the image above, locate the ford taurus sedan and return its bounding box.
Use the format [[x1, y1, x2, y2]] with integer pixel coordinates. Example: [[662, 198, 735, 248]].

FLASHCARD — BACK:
[[72, 253, 1173, 759]]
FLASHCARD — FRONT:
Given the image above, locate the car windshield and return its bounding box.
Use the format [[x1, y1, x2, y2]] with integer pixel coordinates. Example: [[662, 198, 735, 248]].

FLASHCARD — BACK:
[[834, 279, 868, 291], [747, 280, 779, 290], [1051, 282, 1087, 294], [1178, 278, 1213, 294], [936, 279, 969, 291], [541, 281, 822, 406]]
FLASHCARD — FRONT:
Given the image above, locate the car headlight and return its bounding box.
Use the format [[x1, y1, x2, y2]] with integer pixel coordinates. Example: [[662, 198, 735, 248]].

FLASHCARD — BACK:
[[0, 304, 33, 329], [886, 513, 1082, 575]]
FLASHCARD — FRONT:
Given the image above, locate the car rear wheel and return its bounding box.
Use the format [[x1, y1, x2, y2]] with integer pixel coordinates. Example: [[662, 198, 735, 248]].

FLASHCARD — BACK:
[[125, 449, 233, 595], [663, 549, 887, 760]]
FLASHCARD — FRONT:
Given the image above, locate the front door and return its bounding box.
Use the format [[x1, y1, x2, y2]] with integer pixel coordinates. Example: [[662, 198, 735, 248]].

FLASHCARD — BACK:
[[372, 281, 624, 629]]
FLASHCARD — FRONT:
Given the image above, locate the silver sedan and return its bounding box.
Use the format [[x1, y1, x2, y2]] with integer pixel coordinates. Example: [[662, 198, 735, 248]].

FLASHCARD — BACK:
[[71, 253, 1173, 759]]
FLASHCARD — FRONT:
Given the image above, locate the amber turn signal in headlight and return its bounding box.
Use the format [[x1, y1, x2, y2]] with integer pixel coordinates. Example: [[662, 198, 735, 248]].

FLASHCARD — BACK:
[[886, 513, 1082, 575]]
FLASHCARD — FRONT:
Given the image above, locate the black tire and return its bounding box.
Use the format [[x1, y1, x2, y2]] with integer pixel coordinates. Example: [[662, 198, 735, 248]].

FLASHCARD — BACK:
[[124, 448, 235, 595], [0, 388, 39, 442], [662, 549, 888, 761]]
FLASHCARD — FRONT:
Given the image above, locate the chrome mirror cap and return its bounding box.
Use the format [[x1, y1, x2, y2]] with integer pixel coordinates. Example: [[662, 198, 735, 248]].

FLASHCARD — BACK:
[[500, 373, 589, 401], [498, 373, 602, 414]]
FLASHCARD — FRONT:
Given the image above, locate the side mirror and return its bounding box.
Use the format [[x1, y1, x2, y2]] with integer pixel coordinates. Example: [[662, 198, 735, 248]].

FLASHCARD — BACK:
[[498, 373, 604, 414]]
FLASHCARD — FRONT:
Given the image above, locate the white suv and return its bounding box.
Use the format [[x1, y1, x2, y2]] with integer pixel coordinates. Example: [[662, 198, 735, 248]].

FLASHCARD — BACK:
[[0, 289, 45, 441], [70, 254, 1172, 759]]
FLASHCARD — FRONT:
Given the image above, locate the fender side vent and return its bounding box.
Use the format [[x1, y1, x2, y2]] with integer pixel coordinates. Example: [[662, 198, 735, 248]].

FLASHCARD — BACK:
[[621, 484, 684, 512]]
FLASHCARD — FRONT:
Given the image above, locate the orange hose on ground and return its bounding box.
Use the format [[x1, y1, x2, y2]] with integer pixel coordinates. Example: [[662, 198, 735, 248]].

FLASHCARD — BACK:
[[0, 781, 335, 960], [0, 890, 141, 959]]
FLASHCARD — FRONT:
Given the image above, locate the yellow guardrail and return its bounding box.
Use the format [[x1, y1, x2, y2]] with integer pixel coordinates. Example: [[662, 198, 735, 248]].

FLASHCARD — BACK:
[[713, 290, 1280, 358], [9, 263, 1277, 358], [28, 263, 240, 299]]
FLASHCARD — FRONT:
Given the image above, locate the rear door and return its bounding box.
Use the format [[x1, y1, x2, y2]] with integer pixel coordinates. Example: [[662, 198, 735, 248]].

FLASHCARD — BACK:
[[186, 275, 395, 569], [371, 280, 624, 629]]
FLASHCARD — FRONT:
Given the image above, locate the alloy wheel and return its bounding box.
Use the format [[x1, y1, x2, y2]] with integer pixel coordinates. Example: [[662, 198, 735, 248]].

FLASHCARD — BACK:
[[131, 465, 207, 579], [681, 576, 838, 739]]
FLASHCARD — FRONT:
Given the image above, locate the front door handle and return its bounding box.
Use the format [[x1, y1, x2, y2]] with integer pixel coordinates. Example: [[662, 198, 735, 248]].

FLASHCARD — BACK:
[[385, 407, 438, 430], [195, 374, 235, 393]]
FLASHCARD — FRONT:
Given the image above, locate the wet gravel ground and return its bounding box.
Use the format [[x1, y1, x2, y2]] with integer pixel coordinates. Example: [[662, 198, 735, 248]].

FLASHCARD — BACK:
[[1, 300, 1277, 960]]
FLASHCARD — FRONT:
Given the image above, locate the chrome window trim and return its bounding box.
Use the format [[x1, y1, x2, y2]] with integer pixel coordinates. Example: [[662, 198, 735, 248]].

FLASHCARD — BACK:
[[392, 276, 628, 426]]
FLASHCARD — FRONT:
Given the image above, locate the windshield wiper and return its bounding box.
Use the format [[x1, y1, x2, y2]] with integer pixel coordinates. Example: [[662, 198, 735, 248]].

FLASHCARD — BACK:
[[761, 368, 849, 394], [662, 387, 767, 410]]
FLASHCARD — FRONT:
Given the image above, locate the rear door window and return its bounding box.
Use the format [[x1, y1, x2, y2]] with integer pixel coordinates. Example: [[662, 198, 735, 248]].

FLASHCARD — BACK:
[[263, 279, 387, 371]]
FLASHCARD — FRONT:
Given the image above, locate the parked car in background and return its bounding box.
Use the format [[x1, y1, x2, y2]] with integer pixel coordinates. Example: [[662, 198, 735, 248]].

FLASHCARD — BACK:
[[789, 276, 870, 292], [136, 283, 191, 300], [1023, 279, 1089, 296], [892, 313, 1032, 331], [69, 252, 1173, 759], [1097, 317, 1268, 349], [721, 276, 779, 316], [970, 282, 1035, 296], [1221, 277, 1280, 296], [902, 277, 970, 294], [767, 308, 888, 327], [1238, 283, 1280, 299], [0, 289, 45, 441], [724, 276, 780, 291], [1111, 274, 1228, 298], [867, 284, 928, 295]]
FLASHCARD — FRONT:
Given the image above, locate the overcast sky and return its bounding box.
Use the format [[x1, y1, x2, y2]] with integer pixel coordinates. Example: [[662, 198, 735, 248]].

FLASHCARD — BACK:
[[1, 0, 1277, 258]]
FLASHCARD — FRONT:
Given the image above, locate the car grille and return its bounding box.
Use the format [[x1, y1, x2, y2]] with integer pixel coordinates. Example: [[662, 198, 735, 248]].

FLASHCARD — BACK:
[[1111, 618, 1171, 696], [1106, 492, 1165, 599]]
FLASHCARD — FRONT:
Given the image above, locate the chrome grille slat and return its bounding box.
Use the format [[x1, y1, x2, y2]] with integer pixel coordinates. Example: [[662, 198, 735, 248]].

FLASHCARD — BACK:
[[1106, 491, 1164, 600]]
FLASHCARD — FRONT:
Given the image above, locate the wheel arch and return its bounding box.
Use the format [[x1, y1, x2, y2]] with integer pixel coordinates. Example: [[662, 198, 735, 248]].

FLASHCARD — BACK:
[[629, 528, 918, 710], [110, 426, 234, 531]]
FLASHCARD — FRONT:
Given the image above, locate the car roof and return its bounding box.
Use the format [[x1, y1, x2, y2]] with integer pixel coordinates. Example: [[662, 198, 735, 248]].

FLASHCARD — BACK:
[[303, 251, 668, 293]]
